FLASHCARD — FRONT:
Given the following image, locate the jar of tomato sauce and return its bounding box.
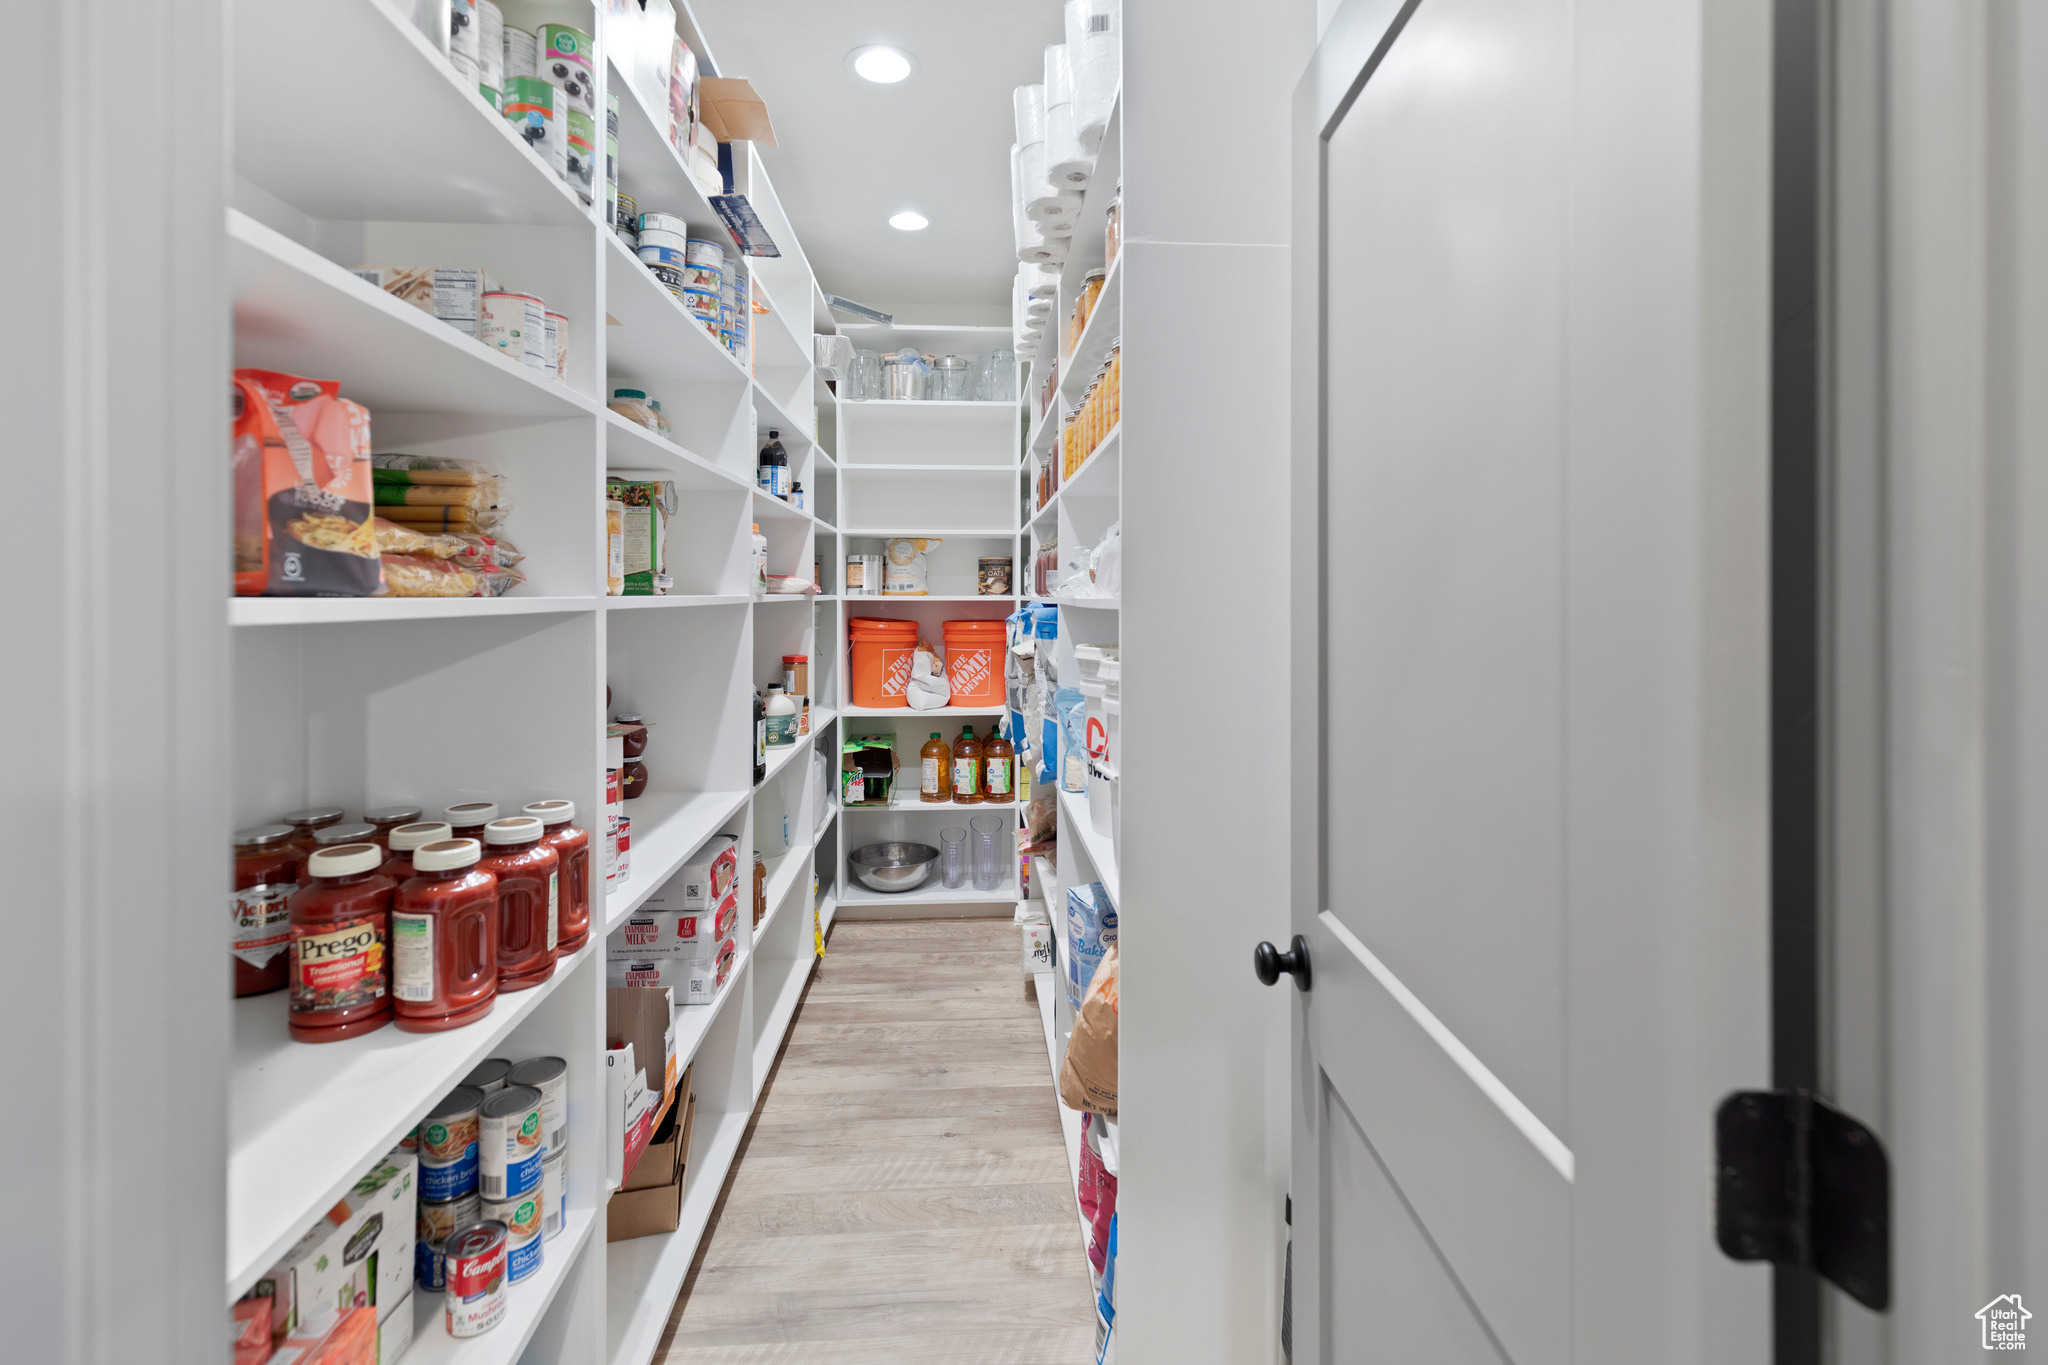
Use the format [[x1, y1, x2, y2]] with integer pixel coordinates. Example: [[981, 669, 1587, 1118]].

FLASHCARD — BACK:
[[282, 806, 346, 856], [364, 805, 424, 849], [233, 824, 303, 998], [288, 843, 396, 1043], [522, 801, 589, 953], [381, 821, 453, 881], [393, 839, 500, 1034], [313, 822, 378, 852], [444, 802, 500, 841], [479, 818, 558, 991]]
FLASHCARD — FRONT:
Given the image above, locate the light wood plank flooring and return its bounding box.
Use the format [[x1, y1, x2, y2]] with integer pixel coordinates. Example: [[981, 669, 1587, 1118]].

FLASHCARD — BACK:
[[653, 919, 1097, 1364]]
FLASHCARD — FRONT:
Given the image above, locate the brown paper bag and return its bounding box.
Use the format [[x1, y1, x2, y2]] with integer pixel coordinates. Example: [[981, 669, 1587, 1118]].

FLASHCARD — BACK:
[[1058, 942, 1118, 1116]]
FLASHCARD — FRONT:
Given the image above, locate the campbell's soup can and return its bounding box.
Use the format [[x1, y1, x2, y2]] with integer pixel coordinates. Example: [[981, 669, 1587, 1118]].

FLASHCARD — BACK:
[[417, 1086, 484, 1200], [481, 1190, 545, 1283], [443, 1220, 509, 1338], [615, 815, 631, 883], [479, 1085, 546, 1199]]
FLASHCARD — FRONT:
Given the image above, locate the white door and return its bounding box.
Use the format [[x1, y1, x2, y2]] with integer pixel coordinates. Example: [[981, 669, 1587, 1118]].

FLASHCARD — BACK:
[[1281, 1, 1775, 1361]]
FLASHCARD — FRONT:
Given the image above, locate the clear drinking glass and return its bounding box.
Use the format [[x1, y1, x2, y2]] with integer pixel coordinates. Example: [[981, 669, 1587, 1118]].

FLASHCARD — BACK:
[[940, 827, 968, 889], [986, 348, 1017, 402], [969, 813, 1006, 892]]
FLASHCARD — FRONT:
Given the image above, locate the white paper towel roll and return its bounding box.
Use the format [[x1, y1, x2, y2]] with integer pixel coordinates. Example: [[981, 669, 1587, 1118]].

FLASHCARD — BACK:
[[1044, 45, 1092, 189], [1021, 137, 1066, 223], [1066, 0, 1121, 153], [1014, 144, 1068, 264], [1013, 84, 1047, 148]]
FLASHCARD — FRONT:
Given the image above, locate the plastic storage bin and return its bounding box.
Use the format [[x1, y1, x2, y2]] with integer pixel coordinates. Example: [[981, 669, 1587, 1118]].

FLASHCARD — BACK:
[[849, 618, 920, 708], [942, 619, 1007, 707]]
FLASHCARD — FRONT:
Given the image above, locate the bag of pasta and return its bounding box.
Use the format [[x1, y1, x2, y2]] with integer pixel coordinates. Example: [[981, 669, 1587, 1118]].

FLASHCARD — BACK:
[[370, 455, 511, 534], [232, 369, 380, 597]]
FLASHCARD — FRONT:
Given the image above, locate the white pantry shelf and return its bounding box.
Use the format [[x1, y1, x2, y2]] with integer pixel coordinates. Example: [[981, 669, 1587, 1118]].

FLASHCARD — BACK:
[[605, 1108, 751, 1365], [230, 595, 598, 627], [603, 790, 753, 933], [403, 1207, 598, 1365], [226, 944, 597, 1298], [229, 209, 602, 420], [1058, 786, 1120, 907]]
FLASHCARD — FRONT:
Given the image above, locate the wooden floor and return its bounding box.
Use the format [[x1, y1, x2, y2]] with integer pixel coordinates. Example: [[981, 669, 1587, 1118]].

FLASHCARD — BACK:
[[653, 919, 1097, 1364]]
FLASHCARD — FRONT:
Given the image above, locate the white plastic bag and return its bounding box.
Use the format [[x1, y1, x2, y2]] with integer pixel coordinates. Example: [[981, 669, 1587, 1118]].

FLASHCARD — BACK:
[[1093, 520, 1121, 598], [906, 640, 952, 710]]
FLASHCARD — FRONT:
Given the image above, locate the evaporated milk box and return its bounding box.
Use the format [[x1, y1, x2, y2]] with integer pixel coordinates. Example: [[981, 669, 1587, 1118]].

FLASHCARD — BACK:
[[352, 266, 501, 338]]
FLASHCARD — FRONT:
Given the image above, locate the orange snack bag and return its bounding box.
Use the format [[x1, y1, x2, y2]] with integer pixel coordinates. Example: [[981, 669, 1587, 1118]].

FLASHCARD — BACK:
[[232, 369, 380, 597]]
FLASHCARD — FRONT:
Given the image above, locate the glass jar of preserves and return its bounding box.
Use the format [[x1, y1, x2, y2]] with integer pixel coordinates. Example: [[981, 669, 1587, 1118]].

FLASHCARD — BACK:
[[233, 824, 303, 998], [288, 843, 395, 1043], [381, 821, 453, 882], [392, 838, 499, 1033], [444, 802, 499, 841], [363, 805, 424, 849], [282, 806, 346, 856], [522, 801, 590, 953], [615, 715, 649, 759], [479, 817, 559, 991]]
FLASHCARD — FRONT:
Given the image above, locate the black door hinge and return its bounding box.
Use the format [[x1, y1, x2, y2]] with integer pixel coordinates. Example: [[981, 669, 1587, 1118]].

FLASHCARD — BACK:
[[1715, 1090, 1890, 1310]]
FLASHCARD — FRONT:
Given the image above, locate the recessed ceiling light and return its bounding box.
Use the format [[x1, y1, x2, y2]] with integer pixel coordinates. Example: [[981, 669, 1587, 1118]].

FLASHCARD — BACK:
[[849, 45, 914, 83], [889, 211, 929, 231]]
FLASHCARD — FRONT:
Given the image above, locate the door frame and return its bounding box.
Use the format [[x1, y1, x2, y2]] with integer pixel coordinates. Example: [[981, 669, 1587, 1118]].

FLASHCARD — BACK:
[[1287, 0, 1777, 1360]]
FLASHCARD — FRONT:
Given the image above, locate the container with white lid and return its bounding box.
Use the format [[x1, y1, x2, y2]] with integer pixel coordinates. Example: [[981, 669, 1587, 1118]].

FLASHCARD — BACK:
[[306, 843, 383, 878], [484, 816, 544, 845], [413, 838, 483, 872], [389, 821, 454, 852]]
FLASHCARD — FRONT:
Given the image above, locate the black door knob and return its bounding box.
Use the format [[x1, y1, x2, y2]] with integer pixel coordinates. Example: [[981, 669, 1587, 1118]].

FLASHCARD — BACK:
[[1254, 936, 1312, 991]]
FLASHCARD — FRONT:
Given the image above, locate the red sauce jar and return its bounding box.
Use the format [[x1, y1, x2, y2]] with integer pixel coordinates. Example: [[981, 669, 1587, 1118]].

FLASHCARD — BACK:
[[282, 806, 346, 857], [288, 843, 395, 1043], [444, 802, 500, 842], [380, 821, 453, 881], [523, 801, 590, 953], [364, 805, 425, 850], [233, 824, 303, 998], [314, 822, 378, 853], [479, 818, 559, 991], [393, 838, 499, 1033]]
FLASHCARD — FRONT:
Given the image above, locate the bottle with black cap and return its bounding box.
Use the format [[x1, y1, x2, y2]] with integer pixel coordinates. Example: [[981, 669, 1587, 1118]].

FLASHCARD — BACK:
[[757, 429, 789, 499]]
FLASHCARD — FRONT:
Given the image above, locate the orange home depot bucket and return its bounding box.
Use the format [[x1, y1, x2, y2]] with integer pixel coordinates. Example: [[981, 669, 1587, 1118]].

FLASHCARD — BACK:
[[942, 620, 1006, 707], [849, 618, 920, 708]]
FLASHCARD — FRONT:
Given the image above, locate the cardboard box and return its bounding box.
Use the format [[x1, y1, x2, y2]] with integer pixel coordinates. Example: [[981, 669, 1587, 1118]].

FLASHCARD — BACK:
[[606, 986, 676, 1111], [254, 1149, 416, 1344], [349, 267, 499, 338], [621, 1064, 693, 1192], [669, 835, 739, 911], [607, 1093, 697, 1242], [608, 889, 737, 960], [603, 1042, 635, 1189], [376, 1291, 412, 1363], [619, 1064, 655, 1183], [697, 76, 777, 146]]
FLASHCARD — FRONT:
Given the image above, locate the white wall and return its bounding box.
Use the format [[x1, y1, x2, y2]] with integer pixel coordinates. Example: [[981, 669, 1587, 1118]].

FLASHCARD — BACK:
[[3, 1, 231, 1361], [1119, 2, 1315, 1361]]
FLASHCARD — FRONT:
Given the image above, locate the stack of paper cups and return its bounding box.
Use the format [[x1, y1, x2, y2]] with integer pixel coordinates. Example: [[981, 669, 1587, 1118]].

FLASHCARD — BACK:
[[1044, 44, 1091, 189], [1066, 0, 1121, 154]]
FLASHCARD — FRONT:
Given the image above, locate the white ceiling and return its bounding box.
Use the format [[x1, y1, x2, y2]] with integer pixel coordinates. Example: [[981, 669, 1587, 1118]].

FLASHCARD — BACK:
[[688, 0, 1063, 319]]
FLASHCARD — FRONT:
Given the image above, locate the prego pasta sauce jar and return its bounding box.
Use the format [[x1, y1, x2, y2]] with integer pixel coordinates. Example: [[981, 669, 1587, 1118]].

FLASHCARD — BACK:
[[287, 843, 395, 1043], [523, 801, 589, 953]]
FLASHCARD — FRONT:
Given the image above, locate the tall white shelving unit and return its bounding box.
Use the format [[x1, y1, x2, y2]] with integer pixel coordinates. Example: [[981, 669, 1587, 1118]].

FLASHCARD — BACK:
[[1016, 94, 1124, 1285], [224, 3, 842, 1363], [815, 328, 1029, 918]]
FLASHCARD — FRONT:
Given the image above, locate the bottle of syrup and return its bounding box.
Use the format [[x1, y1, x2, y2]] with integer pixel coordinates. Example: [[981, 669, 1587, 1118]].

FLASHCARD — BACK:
[[920, 731, 952, 803], [952, 725, 983, 804], [983, 726, 1015, 804]]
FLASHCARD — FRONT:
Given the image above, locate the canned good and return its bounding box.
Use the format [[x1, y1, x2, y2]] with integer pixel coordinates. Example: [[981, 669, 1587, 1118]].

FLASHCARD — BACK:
[[636, 227, 688, 254], [646, 262, 688, 299], [396, 1125, 418, 1152], [546, 311, 568, 382], [542, 1147, 566, 1240], [480, 291, 547, 370], [418, 1189, 481, 1248], [481, 1190, 545, 1283], [683, 261, 722, 293], [476, 1, 502, 93], [500, 24, 536, 82], [417, 1085, 484, 1200], [603, 813, 618, 889], [682, 286, 721, 326], [462, 1059, 513, 1093], [639, 212, 689, 237], [415, 1237, 446, 1292], [615, 814, 631, 883], [506, 1056, 568, 1155], [685, 237, 726, 268], [615, 192, 636, 235], [636, 243, 690, 272], [443, 1220, 508, 1338], [479, 1084, 545, 1199], [501, 76, 565, 180]]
